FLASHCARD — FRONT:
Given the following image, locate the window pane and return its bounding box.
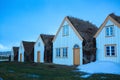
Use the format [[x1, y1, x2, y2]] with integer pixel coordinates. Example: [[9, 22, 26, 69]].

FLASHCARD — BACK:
[[106, 26, 114, 36], [107, 50, 110, 52], [58, 48, 60, 57], [56, 48, 61, 57], [65, 25, 68, 34], [106, 27, 109, 36], [56, 48, 58, 57], [38, 42, 40, 46], [107, 52, 110, 55], [111, 50, 115, 52], [112, 52, 115, 55], [106, 47, 110, 50], [111, 46, 115, 56], [106, 46, 110, 56], [111, 46, 114, 50], [63, 48, 67, 57], [63, 25, 69, 36], [110, 27, 113, 36]]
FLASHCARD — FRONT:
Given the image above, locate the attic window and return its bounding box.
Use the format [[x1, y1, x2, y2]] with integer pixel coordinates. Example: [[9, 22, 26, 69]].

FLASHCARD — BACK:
[[105, 25, 114, 37], [63, 25, 69, 36], [20, 46, 22, 50], [38, 42, 40, 47]]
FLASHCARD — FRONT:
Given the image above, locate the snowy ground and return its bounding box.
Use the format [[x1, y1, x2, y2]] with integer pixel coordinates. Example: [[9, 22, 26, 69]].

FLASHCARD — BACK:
[[77, 61, 120, 78]]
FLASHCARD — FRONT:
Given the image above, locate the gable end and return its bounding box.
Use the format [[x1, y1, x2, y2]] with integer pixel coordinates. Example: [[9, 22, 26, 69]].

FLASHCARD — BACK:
[[52, 17, 84, 42], [94, 15, 120, 38]]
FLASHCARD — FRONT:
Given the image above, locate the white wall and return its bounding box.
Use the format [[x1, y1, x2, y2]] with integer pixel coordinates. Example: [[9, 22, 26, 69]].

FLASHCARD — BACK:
[[96, 20, 120, 63], [18, 42, 24, 62], [11, 48, 14, 61], [53, 21, 83, 65], [34, 37, 44, 63]]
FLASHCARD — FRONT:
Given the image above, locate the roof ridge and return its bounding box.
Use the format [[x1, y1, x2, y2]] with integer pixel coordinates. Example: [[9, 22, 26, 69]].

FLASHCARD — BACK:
[[40, 34, 55, 36], [66, 16, 98, 40], [22, 41, 35, 43], [40, 34, 54, 45], [109, 13, 120, 24]]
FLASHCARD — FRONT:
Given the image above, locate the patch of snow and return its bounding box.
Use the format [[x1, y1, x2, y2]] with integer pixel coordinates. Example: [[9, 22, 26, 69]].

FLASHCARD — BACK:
[[0, 77, 3, 80], [101, 76, 107, 79], [8, 70, 15, 73], [25, 74, 40, 78], [80, 74, 92, 78], [77, 61, 120, 75]]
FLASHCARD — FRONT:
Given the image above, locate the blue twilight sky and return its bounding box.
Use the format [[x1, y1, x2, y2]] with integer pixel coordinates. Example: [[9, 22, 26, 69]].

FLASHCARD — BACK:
[[0, 0, 120, 51]]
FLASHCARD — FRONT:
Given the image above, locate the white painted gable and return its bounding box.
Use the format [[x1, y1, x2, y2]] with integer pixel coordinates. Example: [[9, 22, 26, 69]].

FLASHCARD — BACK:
[[11, 48, 14, 56], [106, 20, 114, 26], [53, 20, 83, 65], [11, 48, 14, 61], [34, 36, 44, 63], [18, 42, 24, 62], [96, 19, 120, 63]]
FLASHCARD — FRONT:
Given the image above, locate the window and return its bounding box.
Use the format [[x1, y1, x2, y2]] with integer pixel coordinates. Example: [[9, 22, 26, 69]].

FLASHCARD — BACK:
[[105, 26, 114, 36], [20, 46, 22, 50], [63, 25, 69, 36], [105, 45, 116, 56], [56, 47, 68, 58], [38, 42, 40, 47], [56, 48, 60, 57], [63, 48, 68, 57], [73, 44, 79, 48], [106, 46, 110, 55], [111, 46, 115, 55]]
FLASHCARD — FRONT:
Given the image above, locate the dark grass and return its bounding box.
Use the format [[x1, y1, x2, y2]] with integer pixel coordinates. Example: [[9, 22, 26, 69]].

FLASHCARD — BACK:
[[0, 62, 120, 80]]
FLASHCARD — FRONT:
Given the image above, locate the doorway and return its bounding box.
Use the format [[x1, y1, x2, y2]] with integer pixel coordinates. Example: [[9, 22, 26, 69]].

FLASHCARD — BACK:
[[20, 53, 22, 62], [73, 44, 80, 65], [37, 51, 40, 62]]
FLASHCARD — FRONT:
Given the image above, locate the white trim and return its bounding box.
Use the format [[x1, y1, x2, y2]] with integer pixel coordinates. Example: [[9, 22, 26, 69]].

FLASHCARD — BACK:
[[105, 44, 117, 57]]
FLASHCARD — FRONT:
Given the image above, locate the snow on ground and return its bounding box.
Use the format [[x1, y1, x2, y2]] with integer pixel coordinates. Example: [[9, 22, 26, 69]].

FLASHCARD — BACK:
[[80, 74, 92, 78], [0, 77, 3, 80], [77, 61, 120, 75]]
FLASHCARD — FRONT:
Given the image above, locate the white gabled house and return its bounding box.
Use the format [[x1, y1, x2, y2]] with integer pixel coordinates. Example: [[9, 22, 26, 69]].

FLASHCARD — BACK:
[[34, 34, 54, 63], [11, 48, 14, 61], [94, 13, 120, 63], [34, 35, 44, 63], [53, 16, 98, 65], [18, 41, 35, 62]]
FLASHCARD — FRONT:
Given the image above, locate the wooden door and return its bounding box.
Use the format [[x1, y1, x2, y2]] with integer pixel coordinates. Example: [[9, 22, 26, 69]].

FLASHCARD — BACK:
[[37, 51, 40, 62], [74, 48, 80, 65], [20, 53, 22, 62]]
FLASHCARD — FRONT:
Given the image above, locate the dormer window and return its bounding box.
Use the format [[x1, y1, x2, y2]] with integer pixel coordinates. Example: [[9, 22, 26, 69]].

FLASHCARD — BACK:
[[63, 25, 69, 36], [105, 25, 114, 37]]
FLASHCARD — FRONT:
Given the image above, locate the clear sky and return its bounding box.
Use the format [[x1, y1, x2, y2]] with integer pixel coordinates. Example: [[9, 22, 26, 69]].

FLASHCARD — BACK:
[[0, 0, 120, 51]]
